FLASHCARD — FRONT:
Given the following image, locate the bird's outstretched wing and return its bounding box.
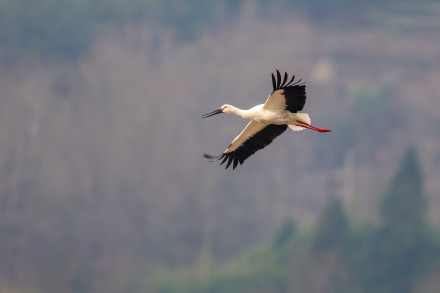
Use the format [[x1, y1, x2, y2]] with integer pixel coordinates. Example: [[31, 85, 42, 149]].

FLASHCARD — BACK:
[[204, 121, 287, 169], [263, 70, 306, 113]]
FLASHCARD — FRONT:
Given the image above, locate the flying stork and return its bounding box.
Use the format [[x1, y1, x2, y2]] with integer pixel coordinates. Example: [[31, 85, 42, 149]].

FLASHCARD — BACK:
[[202, 70, 331, 169]]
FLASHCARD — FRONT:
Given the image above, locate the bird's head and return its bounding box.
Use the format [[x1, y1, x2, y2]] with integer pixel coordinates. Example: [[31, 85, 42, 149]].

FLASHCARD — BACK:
[[201, 104, 232, 118], [220, 104, 233, 113]]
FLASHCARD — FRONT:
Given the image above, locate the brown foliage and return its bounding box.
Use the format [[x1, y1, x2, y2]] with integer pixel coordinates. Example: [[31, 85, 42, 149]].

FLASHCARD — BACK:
[[1, 8, 440, 291]]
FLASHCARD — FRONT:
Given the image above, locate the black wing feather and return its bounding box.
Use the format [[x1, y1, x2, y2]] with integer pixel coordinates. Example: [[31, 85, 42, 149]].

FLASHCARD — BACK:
[[286, 74, 296, 87], [220, 154, 228, 165], [276, 70, 282, 90], [271, 73, 276, 92], [204, 124, 288, 170], [271, 69, 306, 113], [225, 155, 234, 169], [280, 72, 288, 88], [283, 86, 306, 113], [233, 154, 239, 169]]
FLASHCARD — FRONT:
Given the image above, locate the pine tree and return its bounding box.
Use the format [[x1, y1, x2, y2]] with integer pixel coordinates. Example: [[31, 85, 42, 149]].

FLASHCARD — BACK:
[[380, 147, 426, 229], [358, 147, 436, 293], [273, 218, 296, 249], [306, 197, 350, 293], [312, 197, 348, 251]]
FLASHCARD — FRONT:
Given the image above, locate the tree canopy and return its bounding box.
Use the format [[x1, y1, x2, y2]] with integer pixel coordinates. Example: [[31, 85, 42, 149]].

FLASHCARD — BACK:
[[380, 147, 427, 228]]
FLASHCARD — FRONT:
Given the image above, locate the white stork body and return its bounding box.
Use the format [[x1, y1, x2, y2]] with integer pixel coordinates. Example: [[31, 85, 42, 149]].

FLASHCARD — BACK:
[[202, 70, 330, 169], [224, 104, 306, 125]]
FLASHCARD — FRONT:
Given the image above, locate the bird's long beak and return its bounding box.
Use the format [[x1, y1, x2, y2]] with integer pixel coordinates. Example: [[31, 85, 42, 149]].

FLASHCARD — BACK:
[[201, 108, 223, 118]]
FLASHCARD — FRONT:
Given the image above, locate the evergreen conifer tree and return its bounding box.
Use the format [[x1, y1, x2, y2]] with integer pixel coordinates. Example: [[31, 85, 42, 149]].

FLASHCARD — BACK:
[[380, 147, 426, 229], [312, 197, 348, 251], [359, 147, 435, 293], [273, 218, 296, 249]]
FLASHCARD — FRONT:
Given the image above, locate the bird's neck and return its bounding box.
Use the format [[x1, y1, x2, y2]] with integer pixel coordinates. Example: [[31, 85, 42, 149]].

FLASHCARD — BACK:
[[231, 106, 252, 119]]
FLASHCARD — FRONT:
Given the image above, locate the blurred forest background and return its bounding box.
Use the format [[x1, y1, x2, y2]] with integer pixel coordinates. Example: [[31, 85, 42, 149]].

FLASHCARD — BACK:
[[1, 0, 440, 292]]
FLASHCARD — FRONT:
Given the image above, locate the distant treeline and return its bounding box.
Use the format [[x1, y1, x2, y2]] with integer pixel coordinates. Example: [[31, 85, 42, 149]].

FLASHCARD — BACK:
[[143, 148, 440, 293], [0, 0, 388, 62]]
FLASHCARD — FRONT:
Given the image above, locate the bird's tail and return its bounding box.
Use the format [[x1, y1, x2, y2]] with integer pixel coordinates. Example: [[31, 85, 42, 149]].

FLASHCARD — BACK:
[[289, 113, 310, 131]]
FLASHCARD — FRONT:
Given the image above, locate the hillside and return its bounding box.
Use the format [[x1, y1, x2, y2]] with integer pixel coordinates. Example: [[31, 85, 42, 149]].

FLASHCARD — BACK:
[[1, 1, 440, 292]]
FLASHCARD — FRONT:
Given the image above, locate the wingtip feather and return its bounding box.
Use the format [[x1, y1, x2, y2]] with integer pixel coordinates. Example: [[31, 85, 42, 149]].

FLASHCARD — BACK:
[[280, 72, 288, 88], [276, 70, 281, 89], [203, 154, 219, 162], [271, 73, 276, 92]]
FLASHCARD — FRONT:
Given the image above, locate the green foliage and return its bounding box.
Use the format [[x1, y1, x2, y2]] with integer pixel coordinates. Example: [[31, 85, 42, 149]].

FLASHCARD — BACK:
[[0, 0, 95, 61], [0, 0, 230, 61], [381, 147, 427, 228], [141, 148, 440, 293], [0, 0, 400, 62], [348, 82, 392, 134], [70, 263, 93, 293], [349, 222, 438, 293], [142, 244, 289, 293], [92, 0, 151, 22], [156, 0, 224, 40], [273, 218, 296, 249], [352, 84, 389, 118], [350, 147, 437, 293], [286, 0, 358, 19], [273, 218, 297, 266], [312, 197, 348, 251]]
